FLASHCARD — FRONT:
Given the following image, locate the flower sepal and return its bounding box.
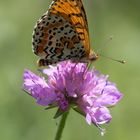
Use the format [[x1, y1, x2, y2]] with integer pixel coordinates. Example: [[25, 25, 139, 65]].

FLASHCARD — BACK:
[[72, 106, 85, 116], [45, 104, 58, 110], [53, 108, 69, 119]]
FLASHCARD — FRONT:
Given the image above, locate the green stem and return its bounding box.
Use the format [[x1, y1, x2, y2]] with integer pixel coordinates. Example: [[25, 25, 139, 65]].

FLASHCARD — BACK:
[[54, 111, 69, 140]]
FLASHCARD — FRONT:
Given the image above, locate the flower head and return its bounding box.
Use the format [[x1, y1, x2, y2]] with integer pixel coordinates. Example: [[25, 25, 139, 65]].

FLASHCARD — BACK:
[[23, 61, 123, 133]]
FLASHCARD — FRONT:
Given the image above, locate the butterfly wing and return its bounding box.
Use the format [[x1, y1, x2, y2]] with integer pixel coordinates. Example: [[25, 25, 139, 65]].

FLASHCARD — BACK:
[[32, 0, 94, 66], [49, 0, 90, 55]]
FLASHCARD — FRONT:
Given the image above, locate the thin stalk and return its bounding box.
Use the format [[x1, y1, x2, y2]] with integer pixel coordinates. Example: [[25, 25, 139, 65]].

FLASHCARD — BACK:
[[54, 111, 69, 140]]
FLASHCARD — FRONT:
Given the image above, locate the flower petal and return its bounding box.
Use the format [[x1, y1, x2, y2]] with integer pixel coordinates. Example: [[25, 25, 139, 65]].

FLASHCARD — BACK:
[[23, 69, 57, 106], [94, 83, 123, 107], [86, 107, 112, 125]]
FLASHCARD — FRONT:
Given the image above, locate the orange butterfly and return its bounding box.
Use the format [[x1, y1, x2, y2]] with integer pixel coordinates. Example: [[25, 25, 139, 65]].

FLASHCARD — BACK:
[[32, 0, 98, 66]]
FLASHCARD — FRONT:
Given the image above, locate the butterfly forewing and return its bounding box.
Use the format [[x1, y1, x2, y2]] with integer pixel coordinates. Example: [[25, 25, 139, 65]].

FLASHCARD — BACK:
[[49, 0, 90, 55]]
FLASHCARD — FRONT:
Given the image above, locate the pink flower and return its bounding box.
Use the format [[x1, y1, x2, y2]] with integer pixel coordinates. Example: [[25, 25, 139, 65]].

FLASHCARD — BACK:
[[23, 61, 123, 133]]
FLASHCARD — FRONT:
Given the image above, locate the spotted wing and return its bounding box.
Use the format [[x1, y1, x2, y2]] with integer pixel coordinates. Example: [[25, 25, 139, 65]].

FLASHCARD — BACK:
[[49, 0, 90, 55], [32, 0, 90, 66]]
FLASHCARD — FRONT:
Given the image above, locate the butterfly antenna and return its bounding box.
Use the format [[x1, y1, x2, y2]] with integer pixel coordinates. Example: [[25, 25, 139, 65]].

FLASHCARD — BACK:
[[95, 35, 126, 64], [100, 54, 126, 64], [96, 35, 114, 54]]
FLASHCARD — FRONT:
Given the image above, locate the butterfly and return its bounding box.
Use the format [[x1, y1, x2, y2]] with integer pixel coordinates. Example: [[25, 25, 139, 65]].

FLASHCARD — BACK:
[[32, 0, 98, 66]]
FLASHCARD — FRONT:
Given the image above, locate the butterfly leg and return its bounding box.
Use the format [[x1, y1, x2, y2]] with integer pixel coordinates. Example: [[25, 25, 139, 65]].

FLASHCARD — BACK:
[[87, 62, 92, 70], [70, 61, 79, 74]]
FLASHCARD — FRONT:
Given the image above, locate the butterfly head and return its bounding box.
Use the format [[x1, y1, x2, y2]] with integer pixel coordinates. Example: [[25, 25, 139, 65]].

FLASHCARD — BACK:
[[88, 49, 99, 62]]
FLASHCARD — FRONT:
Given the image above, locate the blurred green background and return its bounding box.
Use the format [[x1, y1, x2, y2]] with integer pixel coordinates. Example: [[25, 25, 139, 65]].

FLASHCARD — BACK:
[[0, 0, 140, 140]]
